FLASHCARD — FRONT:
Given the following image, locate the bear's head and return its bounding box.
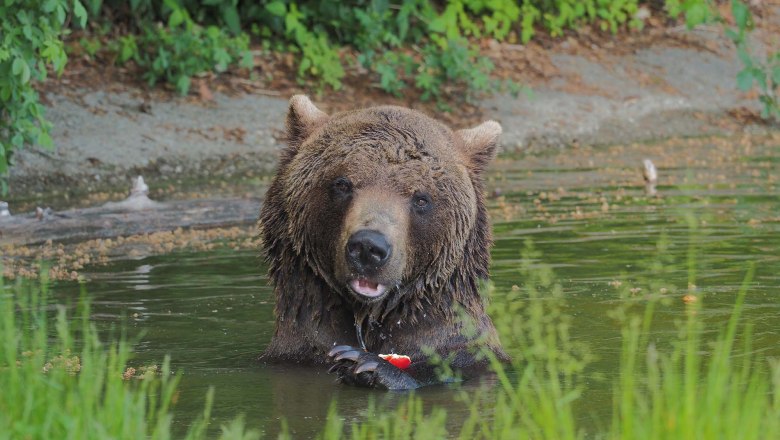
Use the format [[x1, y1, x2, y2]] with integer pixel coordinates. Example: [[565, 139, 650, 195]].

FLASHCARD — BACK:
[[261, 96, 501, 320]]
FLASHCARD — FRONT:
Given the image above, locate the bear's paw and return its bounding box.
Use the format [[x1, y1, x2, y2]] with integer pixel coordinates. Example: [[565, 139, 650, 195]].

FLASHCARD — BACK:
[[327, 345, 420, 390]]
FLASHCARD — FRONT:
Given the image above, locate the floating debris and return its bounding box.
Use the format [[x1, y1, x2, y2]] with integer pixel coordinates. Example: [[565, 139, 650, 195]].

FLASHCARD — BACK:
[[2, 225, 261, 280], [36, 207, 50, 221], [642, 159, 658, 183], [0, 201, 10, 218], [33, 206, 66, 222], [642, 158, 658, 196], [102, 176, 160, 211]]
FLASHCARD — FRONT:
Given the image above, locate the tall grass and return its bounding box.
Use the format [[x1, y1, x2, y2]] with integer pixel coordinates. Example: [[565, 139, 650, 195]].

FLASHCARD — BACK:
[[0, 274, 259, 440], [315, 241, 780, 439], [3, 232, 778, 439], [610, 265, 780, 439]]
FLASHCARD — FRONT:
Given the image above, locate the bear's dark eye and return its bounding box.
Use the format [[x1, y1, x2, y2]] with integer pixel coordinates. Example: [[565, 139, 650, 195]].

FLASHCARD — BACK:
[[412, 191, 432, 213], [331, 177, 353, 198]]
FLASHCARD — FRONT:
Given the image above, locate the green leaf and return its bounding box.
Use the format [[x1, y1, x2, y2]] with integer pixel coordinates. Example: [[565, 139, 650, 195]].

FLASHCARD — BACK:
[[239, 50, 254, 69], [42, 0, 57, 13], [37, 131, 53, 148], [12, 58, 30, 84], [732, 0, 750, 31], [73, 0, 87, 28], [266, 1, 286, 17], [684, 3, 708, 28], [176, 75, 191, 95], [223, 5, 241, 35], [724, 28, 740, 44], [11, 133, 24, 147], [428, 15, 446, 33], [752, 67, 766, 90], [169, 9, 183, 28], [55, 3, 66, 23], [213, 47, 230, 71], [11, 57, 24, 76], [772, 65, 780, 86], [736, 68, 754, 91], [736, 45, 753, 68]]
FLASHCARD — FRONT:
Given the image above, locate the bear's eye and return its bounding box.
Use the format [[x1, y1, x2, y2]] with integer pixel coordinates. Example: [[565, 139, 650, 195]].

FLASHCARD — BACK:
[[412, 192, 432, 213], [331, 177, 353, 197]]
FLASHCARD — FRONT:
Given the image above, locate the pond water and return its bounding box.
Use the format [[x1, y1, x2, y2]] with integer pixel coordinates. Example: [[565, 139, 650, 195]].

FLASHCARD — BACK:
[[47, 135, 779, 437]]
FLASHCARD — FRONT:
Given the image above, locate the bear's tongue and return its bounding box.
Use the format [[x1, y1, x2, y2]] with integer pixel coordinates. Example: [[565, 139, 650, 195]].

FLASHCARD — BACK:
[[350, 278, 387, 298]]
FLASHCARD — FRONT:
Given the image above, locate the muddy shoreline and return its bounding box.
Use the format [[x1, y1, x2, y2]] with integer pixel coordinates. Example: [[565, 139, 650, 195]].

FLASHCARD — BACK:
[[9, 27, 776, 196]]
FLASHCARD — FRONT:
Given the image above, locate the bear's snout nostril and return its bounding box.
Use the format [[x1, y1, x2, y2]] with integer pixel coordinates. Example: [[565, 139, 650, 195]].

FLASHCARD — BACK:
[[346, 230, 392, 272]]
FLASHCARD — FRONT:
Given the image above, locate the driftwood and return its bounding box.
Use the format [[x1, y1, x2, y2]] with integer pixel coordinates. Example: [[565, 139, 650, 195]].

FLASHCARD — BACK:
[[0, 197, 261, 246], [0, 177, 261, 246]]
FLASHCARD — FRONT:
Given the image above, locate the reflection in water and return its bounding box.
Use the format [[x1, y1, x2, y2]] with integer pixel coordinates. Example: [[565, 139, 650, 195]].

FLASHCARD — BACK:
[[50, 139, 780, 436]]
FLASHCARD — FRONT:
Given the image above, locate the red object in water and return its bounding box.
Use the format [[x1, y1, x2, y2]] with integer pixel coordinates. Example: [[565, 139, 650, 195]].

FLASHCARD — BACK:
[[379, 353, 412, 370]]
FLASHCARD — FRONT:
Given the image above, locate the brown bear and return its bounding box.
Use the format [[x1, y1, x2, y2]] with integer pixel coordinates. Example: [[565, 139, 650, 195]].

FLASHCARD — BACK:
[[259, 95, 508, 390]]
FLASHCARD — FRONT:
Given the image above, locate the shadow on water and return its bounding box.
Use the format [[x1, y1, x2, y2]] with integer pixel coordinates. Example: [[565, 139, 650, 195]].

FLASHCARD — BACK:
[[46, 135, 780, 436]]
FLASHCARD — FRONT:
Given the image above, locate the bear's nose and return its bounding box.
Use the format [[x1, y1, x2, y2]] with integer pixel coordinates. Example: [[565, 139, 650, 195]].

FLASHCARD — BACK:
[[346, 230, 392, 272]]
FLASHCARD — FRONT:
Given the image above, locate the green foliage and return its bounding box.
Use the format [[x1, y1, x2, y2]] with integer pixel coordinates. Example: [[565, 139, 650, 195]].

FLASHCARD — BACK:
[[0, 274, 260, 439], [517, 0, 644, 42], [111, 0, 253, 95], [83, 1, 746, 105], [360, 37, 500, 106], [665, 0, 714, 28], [429, 0, 521, 40], [268, 2, 344, 91], [724, 0, 779, 121], [0, 0, 86, 194]]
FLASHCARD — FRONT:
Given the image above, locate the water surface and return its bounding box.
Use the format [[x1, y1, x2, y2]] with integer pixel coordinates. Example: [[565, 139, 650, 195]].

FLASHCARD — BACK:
[[49, 136, 780, 437]]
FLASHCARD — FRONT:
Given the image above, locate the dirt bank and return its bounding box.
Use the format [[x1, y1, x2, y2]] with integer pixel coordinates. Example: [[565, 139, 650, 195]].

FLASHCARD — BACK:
[[8, 25, 775, 200]]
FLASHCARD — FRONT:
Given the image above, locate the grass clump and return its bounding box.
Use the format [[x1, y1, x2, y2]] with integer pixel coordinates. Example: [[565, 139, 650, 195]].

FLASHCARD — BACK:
[[313, 240, 779, 439], [610, 263, 779, 438], [0, 274, 259, 440]]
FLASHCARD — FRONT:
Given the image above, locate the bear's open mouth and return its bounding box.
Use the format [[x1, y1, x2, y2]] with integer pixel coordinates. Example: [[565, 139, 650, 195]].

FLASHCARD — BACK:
[[349, 278, 387, 298]]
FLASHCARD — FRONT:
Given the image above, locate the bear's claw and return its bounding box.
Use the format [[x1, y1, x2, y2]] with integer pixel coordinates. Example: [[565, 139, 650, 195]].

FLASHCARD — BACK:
[[334, 349, 362, 362], [354, 359, 380, 374], [327, 345, 354, 357], [326, 345, 420, 390]]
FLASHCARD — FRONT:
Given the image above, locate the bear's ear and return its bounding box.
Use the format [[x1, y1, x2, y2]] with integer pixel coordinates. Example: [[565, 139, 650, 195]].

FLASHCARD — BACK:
[[456, 120, 502, 173], [286, 95, 329, 148]]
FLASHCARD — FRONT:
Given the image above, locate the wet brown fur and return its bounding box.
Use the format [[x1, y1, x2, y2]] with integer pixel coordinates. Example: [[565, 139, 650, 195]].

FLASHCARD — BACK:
[[259, 96, 508, 371]]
